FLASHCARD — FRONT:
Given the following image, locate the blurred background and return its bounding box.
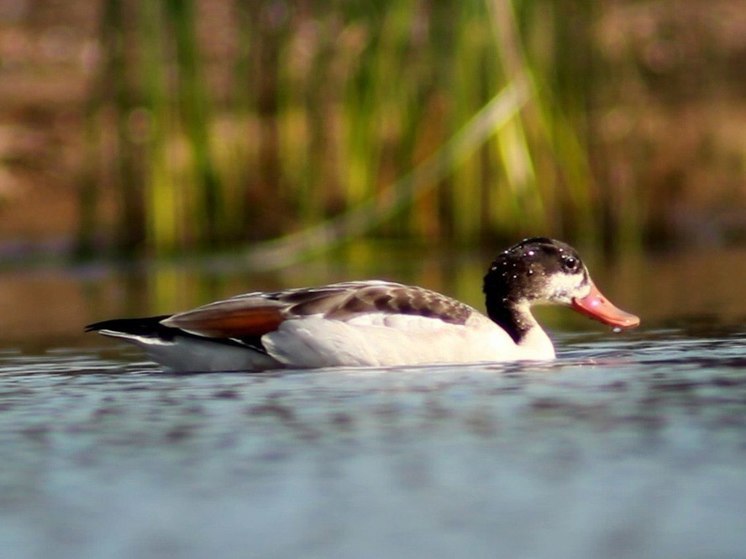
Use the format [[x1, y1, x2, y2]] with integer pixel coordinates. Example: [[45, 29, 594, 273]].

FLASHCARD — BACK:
[[0, 0, 745, 346]]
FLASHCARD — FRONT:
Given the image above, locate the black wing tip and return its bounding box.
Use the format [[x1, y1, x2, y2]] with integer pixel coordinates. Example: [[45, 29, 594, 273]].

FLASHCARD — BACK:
[[85, 315, 172, 335], [86, 315, 265, 352]]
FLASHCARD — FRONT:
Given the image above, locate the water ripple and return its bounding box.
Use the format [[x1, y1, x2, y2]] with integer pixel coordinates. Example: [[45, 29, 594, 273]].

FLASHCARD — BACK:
[[1, 329, 746, 559]]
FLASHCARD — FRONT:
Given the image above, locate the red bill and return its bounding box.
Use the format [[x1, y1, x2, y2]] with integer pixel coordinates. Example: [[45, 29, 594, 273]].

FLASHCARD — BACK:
[[571, 282, 640, 328]]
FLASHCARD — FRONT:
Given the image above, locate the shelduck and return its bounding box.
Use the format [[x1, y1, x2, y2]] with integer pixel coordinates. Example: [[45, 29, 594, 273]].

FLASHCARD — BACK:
[[87, 237, 639, 371]]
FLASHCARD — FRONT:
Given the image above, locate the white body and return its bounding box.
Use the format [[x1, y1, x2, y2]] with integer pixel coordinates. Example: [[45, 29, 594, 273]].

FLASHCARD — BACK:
[[100, 310, 555, 372]]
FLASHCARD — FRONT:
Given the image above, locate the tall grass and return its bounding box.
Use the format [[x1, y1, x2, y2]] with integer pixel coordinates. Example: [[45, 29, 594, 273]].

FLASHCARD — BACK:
[[83, 0, 612, 260]]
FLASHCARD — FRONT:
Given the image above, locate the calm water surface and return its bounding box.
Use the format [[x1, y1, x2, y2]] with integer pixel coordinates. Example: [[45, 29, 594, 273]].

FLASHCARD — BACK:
[[2, 246, 746, 559]]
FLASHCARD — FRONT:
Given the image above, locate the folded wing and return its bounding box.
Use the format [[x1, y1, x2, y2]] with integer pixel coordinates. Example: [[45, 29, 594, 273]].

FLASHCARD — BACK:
[[162, 281, 474, 339]]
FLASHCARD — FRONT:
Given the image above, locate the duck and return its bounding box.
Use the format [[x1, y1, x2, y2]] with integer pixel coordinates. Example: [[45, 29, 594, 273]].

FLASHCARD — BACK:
[[86, 237, 639, 372]]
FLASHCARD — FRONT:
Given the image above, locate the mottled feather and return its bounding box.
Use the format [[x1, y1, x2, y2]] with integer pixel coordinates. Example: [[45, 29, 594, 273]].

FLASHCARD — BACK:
[[162, 281, 473, 339]]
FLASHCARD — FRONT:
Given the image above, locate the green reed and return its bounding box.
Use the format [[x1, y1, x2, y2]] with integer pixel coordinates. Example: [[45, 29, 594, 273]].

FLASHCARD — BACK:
[[166, 0, 223, 245], [139, 0, 179, 254], [82, 0, 611, 259], [79, 0, 146, 256]]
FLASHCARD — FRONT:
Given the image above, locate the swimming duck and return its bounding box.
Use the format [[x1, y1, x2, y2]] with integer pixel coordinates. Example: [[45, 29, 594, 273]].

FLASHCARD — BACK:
[[87, 237, 639, 371]]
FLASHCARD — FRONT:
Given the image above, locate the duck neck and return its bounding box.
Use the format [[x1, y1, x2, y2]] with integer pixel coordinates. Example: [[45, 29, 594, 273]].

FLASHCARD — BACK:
[[484, 293, 535, 345], [485, 296, 554, 359]]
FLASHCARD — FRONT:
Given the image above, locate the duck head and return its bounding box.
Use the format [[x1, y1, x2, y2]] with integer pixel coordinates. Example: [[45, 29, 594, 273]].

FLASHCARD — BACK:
[[483, 237, 639, 341]]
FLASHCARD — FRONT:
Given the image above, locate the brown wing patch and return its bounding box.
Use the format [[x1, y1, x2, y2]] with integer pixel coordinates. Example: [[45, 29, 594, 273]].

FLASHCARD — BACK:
[[162, 304, 284, 338]]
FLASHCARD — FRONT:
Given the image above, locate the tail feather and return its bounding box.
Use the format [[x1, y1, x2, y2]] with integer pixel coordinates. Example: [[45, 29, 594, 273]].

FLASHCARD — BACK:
[[86, 315, 267, 353], [85, 315, 175, 339], [86, 315, 278, 371]]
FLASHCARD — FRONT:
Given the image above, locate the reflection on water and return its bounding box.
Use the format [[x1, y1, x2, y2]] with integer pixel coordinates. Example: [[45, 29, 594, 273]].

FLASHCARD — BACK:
[[4, 242, 746, 348], [2, 245, 746, 558]]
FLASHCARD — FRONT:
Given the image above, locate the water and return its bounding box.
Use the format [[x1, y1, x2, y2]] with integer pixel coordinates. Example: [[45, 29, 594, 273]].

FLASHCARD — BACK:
[[2, 332, 745, 558], [2, 246, 746, 558]]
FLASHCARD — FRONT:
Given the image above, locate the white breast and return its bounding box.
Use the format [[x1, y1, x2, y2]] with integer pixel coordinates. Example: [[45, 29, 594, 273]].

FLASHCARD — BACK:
[[261, 311, 554, 368]]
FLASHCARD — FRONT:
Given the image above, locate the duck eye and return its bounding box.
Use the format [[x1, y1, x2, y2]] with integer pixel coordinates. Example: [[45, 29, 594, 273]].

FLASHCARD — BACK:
[[562, 256, 579, 273]]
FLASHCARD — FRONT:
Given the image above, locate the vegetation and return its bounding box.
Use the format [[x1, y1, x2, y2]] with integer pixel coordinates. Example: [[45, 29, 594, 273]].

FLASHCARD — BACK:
[[76, 0, 729, 261]]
